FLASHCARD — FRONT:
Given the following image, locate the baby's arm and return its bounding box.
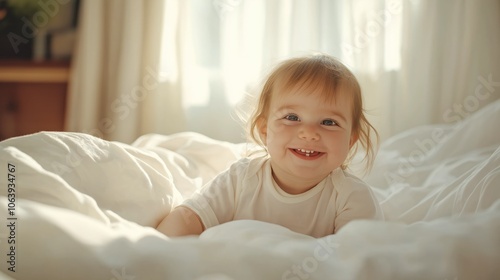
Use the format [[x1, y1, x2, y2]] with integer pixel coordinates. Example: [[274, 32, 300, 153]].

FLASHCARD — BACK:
[[156, 206, 204, 237], [157, 158, 244, 237], [334, 187, 383, 233]]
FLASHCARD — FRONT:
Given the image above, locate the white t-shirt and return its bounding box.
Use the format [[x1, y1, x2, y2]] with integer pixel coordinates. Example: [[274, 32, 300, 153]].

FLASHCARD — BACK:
[[182, 156, 383, 237]]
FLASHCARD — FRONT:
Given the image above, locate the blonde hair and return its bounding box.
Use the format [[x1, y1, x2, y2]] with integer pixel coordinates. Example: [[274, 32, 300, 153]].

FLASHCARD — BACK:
[[247, 54, 378, 171]]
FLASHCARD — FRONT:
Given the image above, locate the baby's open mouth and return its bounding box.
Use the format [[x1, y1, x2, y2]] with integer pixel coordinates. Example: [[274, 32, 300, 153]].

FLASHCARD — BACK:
[[291, 148, 323, 157]]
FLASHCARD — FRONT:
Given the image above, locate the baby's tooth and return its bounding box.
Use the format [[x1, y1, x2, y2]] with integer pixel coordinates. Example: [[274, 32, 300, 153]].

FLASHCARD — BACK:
[[297, 149, 317, 154]]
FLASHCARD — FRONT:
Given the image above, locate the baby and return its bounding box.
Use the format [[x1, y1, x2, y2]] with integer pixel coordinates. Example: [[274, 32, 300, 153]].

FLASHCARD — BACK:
[[157, 54, 383, 238]]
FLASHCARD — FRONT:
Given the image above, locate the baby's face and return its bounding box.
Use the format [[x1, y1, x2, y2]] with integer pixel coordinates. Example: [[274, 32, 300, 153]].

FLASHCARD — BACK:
[[259, 90, 355, 194]]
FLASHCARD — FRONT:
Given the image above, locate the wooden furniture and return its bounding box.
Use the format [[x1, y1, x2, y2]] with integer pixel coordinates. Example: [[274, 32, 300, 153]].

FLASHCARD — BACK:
[[0, 60, 70, 140]]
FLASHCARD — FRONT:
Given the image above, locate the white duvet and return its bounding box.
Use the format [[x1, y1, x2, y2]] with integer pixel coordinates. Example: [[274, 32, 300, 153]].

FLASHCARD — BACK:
[[1, 100, 499, 280]]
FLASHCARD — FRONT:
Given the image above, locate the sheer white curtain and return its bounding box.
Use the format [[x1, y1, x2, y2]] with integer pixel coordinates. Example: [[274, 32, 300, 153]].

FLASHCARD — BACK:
[[67, 0, 500, 143], [67, 0, 186, 143], [360, 0, 500, 139]]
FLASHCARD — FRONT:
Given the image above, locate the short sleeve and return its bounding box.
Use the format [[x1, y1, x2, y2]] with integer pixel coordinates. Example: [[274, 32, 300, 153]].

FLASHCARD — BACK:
[[181, 159, 247, 229], [333, 173, 384, 233]]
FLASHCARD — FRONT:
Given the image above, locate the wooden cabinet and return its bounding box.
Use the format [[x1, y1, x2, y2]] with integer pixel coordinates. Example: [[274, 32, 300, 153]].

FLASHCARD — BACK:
[[0, 60, 70, 140]]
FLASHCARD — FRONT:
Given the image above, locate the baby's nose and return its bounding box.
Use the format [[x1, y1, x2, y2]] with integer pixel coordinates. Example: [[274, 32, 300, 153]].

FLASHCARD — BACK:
[[298, 125, 320, 141]]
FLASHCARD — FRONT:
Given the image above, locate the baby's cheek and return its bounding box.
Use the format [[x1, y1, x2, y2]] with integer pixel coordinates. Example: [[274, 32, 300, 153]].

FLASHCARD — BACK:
[[267, 124, 287, 141], [266, 127, 277, 143]]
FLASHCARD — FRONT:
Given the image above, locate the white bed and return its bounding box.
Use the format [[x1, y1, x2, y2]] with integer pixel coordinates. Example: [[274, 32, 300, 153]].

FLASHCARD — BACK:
[[1, 100, 499, 280]]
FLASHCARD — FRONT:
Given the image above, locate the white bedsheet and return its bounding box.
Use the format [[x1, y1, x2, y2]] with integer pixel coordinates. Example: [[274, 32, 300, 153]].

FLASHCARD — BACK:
[[1, 100, 499, 280]]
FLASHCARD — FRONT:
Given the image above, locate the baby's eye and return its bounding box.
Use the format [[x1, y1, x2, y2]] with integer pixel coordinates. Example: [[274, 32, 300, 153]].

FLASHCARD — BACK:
[[284, 114, 300, 121], [321, 119, 337, 126]]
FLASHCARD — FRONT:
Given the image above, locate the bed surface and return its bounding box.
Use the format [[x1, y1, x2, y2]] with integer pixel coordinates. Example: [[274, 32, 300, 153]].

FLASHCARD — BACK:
[[1, 100, 499, 280]]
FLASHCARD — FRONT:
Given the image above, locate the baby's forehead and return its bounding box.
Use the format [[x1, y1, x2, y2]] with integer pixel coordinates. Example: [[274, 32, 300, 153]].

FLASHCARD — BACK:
[[272, 80, 354, 106]]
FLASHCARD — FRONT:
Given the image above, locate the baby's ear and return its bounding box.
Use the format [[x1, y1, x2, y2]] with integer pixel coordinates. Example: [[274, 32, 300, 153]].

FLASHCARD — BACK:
[[257, 119, 267, 145], [349, 131, 359, 149]]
